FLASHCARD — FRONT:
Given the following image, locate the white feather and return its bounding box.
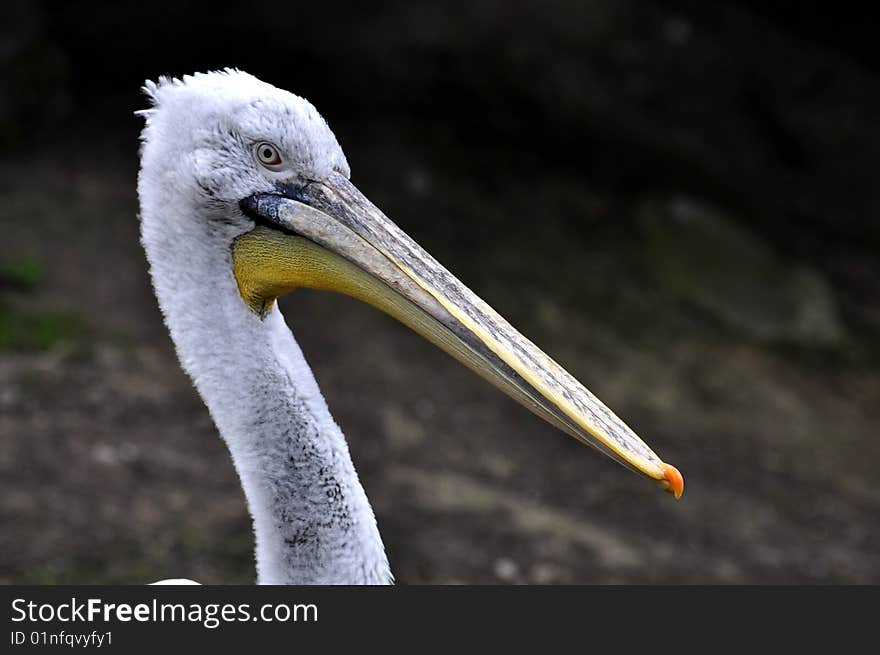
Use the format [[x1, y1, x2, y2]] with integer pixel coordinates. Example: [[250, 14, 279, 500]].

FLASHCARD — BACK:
[[137, 70, 390, 584]]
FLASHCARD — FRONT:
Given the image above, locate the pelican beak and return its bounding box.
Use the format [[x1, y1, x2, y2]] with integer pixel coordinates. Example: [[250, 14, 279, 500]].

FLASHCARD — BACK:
[[235, 173, 683, 499]]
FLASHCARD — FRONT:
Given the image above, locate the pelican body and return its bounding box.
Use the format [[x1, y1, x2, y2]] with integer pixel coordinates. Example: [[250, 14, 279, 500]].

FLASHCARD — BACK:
[[137, 70, 682, 584]]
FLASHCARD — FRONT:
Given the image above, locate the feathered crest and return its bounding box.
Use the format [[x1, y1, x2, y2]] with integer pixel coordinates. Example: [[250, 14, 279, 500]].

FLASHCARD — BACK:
[[135, 75, 175, 121], [135, 69, 246, 121]]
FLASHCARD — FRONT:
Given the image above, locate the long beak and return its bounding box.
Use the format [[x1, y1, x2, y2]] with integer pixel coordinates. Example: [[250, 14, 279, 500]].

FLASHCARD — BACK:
[[235, 172, 683, 499]]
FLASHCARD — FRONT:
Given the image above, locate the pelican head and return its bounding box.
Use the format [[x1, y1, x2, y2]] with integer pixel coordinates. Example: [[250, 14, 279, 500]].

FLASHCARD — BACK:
[[137, 70, 681, 584]]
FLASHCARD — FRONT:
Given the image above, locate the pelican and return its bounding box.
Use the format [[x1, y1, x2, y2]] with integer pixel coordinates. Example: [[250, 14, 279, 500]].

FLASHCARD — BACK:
[[137, 70, 683, 585]]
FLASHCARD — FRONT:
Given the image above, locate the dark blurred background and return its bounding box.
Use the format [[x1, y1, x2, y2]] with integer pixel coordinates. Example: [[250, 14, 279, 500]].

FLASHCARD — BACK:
[[1, 1, 878, 584]]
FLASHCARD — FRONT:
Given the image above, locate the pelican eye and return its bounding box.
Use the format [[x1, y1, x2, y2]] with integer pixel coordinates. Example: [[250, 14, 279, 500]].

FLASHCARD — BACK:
[[255, 142, 284, 170]]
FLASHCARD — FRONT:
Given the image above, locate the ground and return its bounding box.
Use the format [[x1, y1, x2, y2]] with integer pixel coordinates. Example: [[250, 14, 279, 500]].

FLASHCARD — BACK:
[[1, 130, 878, 584]]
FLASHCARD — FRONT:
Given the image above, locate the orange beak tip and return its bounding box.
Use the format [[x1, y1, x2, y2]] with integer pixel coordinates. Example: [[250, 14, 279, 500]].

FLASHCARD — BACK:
[[660, 462, 684, 500]]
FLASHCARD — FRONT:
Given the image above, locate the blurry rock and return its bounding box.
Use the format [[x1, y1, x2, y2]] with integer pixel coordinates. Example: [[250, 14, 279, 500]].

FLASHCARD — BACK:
[[381, 404, 427, 450], [493, 557, 520, 582], [530, 561, 563, 584], [0, 383, 20, 408], [639, 195, 844, 345], [406, 167, 432, 196]]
